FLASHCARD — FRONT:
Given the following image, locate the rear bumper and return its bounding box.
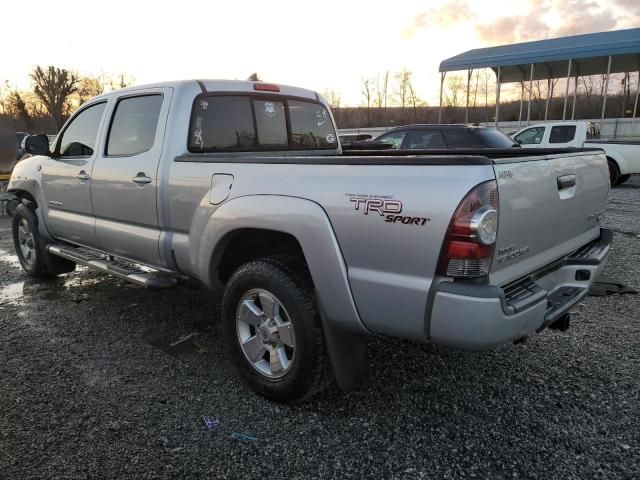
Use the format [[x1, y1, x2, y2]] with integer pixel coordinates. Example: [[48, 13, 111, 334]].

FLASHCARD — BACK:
[[429, 228, 612, 350]]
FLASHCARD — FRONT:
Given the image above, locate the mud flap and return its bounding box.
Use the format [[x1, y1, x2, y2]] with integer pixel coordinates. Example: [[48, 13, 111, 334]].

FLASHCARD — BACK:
[[317, 301, 369, 391]]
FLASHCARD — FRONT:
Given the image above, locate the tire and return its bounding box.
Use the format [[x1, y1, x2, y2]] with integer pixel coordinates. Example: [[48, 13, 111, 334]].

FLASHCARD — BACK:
[[221, 256, 331, 403], [617, 174, 631, 185], [12, 204, 75, 278], [5, 198, 19, 217], [607, 159, 620, 187]]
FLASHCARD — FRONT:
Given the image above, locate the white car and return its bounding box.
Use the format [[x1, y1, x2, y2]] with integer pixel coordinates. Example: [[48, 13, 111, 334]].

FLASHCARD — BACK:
[[513, 121, 640, 185]]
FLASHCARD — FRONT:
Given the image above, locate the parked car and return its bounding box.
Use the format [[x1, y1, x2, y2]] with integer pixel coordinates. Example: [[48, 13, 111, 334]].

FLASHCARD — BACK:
[[512, 121, 640, 185], [10, 80, 611, 402], [371, 124, 519, 150], [339, 133, 372, 146]]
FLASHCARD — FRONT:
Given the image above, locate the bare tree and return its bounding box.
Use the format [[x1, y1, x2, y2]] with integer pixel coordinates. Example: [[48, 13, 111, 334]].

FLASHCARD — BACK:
[[374, 71, 390, 127], [5, 91, 32, 129], [477, 69, 495, 121], [108, 73, 135, 90], [361, 78, 374, 127], [76, 76, 105, 105], [444, 75, 465, 108], [471, 70, 480, 108], [408, 81, 424, 122], [580, 75, 595, 110], [30, 66, 79, 130], [323, 89, 342, 125], [1, 84, 46, 130], [394, 69, 414, 122]]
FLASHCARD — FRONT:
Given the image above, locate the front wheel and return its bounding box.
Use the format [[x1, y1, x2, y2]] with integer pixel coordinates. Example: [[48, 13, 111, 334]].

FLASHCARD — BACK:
[[221, 257, 331, 403], [12, 204, 75, 278]]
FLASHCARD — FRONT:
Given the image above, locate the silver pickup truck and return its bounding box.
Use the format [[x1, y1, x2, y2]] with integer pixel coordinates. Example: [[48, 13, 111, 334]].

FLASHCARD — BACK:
[[9, 80, 611, 402]]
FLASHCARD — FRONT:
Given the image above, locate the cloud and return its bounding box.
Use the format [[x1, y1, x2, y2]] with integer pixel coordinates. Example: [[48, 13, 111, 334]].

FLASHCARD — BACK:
[[476, 16, 550, 44], [403, 0, 472, 37], [613, 0, 640, 14], [552, 0, 618, 37], [406, 0, 638, 45]]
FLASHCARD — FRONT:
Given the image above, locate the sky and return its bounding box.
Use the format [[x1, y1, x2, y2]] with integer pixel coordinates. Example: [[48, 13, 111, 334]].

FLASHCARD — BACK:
[[1, 0, 638, 106]]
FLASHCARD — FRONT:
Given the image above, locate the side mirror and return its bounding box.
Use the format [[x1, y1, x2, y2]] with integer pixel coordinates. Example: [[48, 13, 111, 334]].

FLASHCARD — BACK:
[[25, 134, 51, 156], [515, 138, 522, 144]]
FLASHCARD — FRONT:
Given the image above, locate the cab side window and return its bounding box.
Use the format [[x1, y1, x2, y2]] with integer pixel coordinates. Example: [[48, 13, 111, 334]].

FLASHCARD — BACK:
[[514, 127, 545, 145], [107, 95, 163, 156], [376, 130, 406, 149], [58, 102, 107, 157], [549, 125, 576, 144]]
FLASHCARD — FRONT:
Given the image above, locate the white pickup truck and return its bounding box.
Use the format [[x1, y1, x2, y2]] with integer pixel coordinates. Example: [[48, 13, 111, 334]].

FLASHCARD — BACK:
[[512, 121, 640, 185]]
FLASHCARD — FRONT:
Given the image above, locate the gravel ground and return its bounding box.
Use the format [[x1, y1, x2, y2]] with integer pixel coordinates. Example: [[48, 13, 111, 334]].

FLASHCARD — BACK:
[[0, 181, 639, 479]]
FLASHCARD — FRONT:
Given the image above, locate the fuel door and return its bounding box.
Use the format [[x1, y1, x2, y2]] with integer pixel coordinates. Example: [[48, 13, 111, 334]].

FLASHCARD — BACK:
[[209, 173, 234, 205]]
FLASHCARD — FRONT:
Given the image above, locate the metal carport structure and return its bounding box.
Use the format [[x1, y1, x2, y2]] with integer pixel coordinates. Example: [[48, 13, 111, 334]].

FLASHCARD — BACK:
[[438, 28, 640, 125]]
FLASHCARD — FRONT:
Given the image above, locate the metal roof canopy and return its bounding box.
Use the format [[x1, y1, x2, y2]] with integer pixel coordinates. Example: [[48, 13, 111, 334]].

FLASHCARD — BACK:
[[440, 28, 640, 81], [437, 28, 640, 125]]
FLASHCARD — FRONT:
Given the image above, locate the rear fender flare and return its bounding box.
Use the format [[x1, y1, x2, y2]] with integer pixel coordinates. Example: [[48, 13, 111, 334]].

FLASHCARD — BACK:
[[199, 195, 368, 335]]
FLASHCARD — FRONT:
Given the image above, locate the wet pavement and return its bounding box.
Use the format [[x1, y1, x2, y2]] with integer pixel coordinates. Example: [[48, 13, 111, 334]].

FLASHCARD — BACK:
[[0, 180, 639, 479]]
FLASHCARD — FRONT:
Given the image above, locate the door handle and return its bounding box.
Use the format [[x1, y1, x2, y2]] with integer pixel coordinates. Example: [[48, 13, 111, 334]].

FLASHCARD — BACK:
[[132, 173, 152, 185], [76, 171, 90, 181], [557, 174, 576, 190]]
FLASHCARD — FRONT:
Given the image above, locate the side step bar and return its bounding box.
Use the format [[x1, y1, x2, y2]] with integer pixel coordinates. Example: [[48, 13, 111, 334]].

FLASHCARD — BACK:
[[47, 244, 179, 289]]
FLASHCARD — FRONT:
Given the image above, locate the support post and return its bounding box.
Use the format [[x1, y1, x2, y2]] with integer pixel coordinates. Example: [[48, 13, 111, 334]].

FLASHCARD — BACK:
[[495, 67, 502, 127], [571, 73, 578, 120], [518, 80, 524, 127], [465, 69, 472, 124], [633, 70, 639, 124], [526, 63, 534, 125], [601, 55, 612, 120], [544, 77, 551, 121], [563, 59, 572, 120], [438, 72, 445, 124]]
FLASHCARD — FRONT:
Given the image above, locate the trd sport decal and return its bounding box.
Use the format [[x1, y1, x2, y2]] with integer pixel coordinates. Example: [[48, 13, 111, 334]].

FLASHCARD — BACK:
[[346, 194, 430, 226]]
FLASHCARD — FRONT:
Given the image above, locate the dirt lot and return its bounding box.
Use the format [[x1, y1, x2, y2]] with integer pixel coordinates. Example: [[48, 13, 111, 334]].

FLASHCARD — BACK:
[[0, 181, 639, 479]]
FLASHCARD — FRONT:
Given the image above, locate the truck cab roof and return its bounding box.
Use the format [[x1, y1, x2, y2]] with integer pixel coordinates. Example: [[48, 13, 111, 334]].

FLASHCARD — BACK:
[[93, 79, 320, 102]]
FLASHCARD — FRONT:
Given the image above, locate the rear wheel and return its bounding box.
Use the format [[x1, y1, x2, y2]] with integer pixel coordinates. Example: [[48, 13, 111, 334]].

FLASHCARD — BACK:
[[222, 256, 331, 403], [12, 204, 75, 278], [607, 159, 620, 186]]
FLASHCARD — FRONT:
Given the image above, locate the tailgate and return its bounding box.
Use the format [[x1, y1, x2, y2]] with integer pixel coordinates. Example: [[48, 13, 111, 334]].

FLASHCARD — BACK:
[[490, 151, 609, 286]]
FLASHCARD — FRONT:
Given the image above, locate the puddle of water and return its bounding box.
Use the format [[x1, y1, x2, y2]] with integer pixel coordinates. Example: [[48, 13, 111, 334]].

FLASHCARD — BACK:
[[0, 247, 21, 268], [0, 281, 24, 304], [63, 273, 104, 289]]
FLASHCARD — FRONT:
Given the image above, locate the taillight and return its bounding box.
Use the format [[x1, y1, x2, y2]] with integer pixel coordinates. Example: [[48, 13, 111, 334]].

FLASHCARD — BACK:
[[437, 180, 499, 278], [253, 83, 280, 92]]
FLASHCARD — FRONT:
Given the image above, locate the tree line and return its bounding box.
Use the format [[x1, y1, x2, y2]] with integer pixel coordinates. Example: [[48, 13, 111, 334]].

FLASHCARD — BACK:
[[0, 66, 134, 133], [327, 69, 639, 129], [324, 69, 428, 128]]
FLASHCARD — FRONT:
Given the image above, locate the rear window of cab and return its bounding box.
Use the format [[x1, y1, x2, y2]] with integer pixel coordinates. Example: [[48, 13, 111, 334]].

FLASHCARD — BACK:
[[188, 94, 338, 152]]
